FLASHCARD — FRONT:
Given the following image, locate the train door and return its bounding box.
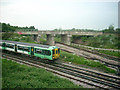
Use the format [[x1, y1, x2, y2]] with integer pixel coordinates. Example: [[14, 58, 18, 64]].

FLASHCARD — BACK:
[[15, 44, 17, 52], [31, 47, 34, 55]]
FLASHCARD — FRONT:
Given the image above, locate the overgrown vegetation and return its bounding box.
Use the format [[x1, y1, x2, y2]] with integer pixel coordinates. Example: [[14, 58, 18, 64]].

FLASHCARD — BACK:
[[2, 33, 47, 44], [2, 59, 80, 88], [72, 34, 120, 49], [102, 25, 120, 34], [54, 35, 61, 42], [60, 51, 117, 74], [2, 33, 36, 43]]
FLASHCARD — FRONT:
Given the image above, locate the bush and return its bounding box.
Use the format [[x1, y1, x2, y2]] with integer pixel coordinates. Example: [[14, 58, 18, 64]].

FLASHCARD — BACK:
[[72, 34, 119, 49]]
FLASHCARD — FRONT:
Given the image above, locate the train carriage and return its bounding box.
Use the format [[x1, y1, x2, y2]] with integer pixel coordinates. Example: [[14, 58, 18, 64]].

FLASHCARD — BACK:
[[34, 47, 52, 60], [1, 40, 60, 60], [17, 44, 31, 55], [5, 42, 15, 52]]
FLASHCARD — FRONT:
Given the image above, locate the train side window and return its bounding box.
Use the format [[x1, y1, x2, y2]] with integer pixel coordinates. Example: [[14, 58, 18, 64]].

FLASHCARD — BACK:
[[18, 46, 24, 50], [24, 47, 30, 52], [42, 50, 45, 55], [47, 51, 51, 56], [44, 50, 51, 56], [6, 44, 14, 49], [2, 43, 5, 47], [35, 48, 42, 54], [35, 49, 51, 56]]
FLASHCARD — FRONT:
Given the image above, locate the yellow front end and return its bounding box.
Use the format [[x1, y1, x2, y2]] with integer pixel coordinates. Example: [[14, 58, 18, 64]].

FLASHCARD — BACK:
[[52, 48, 60, 60]]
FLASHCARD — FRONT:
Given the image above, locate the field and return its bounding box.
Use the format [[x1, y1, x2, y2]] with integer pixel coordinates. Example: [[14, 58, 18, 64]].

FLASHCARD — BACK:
[[60, 51, 117, 74], [2, 58, 80, 88]]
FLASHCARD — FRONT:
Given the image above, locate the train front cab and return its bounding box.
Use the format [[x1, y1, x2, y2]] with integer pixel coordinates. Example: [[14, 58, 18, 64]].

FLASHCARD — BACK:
[[52, 48, 60, 60]]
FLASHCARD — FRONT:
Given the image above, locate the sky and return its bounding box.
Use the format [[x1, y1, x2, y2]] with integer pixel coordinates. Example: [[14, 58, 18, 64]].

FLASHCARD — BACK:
[[0, 0, 119, 30]]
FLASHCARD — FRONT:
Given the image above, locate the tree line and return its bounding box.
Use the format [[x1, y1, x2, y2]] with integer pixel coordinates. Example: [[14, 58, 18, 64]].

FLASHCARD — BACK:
[[54, 25, 120, 34], [1, 22, 120, 34], [0, 22, 36, 32], [102, 25, 120, 34]]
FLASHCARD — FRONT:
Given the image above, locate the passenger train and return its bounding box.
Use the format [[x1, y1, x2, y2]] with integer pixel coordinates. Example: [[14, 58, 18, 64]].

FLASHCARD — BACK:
[[0, 40, 60, 60]]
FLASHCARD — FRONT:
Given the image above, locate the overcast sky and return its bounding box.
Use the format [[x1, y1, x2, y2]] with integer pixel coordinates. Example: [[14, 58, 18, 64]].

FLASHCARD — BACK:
[[0, 0, 119, 30]]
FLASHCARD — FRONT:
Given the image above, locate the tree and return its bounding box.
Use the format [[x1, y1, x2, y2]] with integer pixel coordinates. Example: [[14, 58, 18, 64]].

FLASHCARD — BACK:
[[54, 29, 58, 31], [29, 26, 35, 29], [58, 27, 62, 31], [72, 28, 75, 31], [116, 28, 120, 34], [108, 24, 114, 32], [102, 25, 115, 33], [2, 23, 15, 32], [2, 32, 14, 40]]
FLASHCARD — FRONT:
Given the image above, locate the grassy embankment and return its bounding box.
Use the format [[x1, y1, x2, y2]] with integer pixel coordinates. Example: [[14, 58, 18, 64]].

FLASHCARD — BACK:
[[60, 51, 117, 74], [72, 34, 120, 49], [2, 58, 80, 88]]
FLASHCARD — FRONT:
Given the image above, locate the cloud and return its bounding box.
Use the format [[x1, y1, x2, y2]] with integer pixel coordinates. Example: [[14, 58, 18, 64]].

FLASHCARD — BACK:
[[1, 0, 118, 30]]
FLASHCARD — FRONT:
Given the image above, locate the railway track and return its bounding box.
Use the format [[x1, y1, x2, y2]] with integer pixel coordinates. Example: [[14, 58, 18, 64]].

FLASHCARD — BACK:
[[71, 43, 120, 62], [55, 42, 120, 70], [71, 43, 120, 52], [2, 51, 120, 89]]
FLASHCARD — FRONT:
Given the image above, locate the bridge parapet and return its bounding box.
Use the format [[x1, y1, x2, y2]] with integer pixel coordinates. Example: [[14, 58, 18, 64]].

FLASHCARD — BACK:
[[21, 31, 103, 36], [20, 31, 38, 35]]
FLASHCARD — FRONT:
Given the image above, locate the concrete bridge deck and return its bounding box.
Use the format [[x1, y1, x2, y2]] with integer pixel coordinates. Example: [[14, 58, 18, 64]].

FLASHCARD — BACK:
[[16, 31, 103, 45]]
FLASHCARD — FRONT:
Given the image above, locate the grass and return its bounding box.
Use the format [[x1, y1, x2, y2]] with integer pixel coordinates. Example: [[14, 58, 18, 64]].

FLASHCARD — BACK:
[[96, 50, 120, 58], [60, 51, 117, 74], [2, 59, 81, 88]]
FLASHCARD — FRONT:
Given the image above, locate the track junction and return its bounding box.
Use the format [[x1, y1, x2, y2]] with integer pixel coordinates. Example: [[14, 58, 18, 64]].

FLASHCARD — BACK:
[[1, 50, 120, 89]]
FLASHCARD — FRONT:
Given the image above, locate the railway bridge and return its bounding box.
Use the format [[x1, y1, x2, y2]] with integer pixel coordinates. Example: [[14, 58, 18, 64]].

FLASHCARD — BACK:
[[17, 31, 103, 45]]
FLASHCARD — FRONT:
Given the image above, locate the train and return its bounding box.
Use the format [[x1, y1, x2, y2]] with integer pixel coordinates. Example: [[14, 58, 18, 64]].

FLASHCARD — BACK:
[[0, 40, 60, 60]]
